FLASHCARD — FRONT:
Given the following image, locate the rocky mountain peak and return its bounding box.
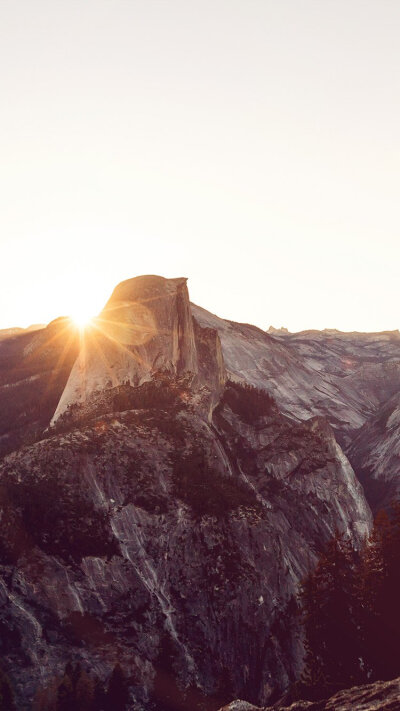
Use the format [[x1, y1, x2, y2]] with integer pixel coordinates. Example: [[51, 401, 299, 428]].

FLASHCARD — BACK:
[[267, 325, 289, 334], [52, 275, 225, 424], [107, 274, 188, 302], [99, 275, 197, 364]]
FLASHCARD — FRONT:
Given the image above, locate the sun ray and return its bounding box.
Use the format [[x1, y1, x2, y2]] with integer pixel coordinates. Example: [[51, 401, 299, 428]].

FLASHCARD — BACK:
[[90, 318, 151, 370], [94, 313, 170, 342], [39, 329, 77, 401], [23, 319, 74, 365], [71, 314, 94, 330], [90, 331, 119, 388]]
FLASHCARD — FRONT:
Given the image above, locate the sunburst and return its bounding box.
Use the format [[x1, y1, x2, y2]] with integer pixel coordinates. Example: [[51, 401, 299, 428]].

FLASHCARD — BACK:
[[70, 309, 95, 330]]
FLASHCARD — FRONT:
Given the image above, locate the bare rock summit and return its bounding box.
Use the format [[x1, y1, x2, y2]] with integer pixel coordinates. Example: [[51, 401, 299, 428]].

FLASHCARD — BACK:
[[52, 275, 225, 423]]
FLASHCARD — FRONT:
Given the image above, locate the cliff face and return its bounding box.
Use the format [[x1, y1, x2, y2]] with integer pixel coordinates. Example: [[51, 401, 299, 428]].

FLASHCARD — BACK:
[[347, 391, 400, 512], [52, 276, 225, 424], [0, 380, 370, 709]]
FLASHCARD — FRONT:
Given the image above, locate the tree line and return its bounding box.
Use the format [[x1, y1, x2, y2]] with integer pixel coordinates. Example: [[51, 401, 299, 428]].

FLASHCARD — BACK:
[[297, 502, 400, 701], [32, 661, 129, 711]]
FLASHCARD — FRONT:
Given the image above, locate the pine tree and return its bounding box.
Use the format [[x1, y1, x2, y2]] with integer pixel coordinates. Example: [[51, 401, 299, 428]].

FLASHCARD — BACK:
[[56, 674, 74, 711], [104, 664, 130, 711], [360, 503, 400, 680], [91, 678, 106, 711], [299, 535, 364, 699], [0, 668, 16, 711], [75, 669, 95, 711]]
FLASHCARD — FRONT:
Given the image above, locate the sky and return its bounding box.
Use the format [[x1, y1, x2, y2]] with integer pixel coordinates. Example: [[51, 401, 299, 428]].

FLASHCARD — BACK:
[[0, 0, 399, 333]]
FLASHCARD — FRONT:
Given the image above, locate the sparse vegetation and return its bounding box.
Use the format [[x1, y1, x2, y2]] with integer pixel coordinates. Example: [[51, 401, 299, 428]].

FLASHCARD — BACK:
[[171, 444, 261, 518], [297, 502, 400, 701], [53, 374, 188, 434], [1, 466, 119, 563], [33, 660, 130, 711], [0, 667, 16, 710], [217, 380, 277, 424]]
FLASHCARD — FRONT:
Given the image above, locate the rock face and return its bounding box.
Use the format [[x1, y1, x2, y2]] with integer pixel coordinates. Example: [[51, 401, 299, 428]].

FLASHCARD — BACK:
[[0, 380, 370, 709], [271, 329, 400, 446], [192, 306, 400, 501], [192, 306, 400, 447], [347, 391, 400, 512], [52, 276, 225, 424], [0, 274, 399, 709], [220, 675, 400, 710]]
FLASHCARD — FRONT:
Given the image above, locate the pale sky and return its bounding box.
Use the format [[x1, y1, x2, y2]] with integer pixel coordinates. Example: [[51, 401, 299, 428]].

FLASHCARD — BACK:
[[1, 0, 399, 332]]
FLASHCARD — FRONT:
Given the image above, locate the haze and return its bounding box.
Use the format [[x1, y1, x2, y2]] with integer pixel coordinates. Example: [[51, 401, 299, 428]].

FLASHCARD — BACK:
[[1, 0, 399, 333]]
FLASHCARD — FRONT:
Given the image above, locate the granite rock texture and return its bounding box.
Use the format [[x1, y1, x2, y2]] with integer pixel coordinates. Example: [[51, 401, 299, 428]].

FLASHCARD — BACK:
[[192, 305, 400, 448], [52, 276, 226, 424], [0, 380, 371, 708]]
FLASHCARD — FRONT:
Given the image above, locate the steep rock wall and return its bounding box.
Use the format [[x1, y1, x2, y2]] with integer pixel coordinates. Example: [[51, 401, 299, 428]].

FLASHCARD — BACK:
[[52, 276, 224, 424], [347, 391, 400, 511], [0, 382, 371, 709]]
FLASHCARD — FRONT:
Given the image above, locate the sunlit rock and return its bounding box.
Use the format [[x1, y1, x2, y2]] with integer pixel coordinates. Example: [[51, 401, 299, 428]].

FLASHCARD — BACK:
[[52, 275, 225, 423]]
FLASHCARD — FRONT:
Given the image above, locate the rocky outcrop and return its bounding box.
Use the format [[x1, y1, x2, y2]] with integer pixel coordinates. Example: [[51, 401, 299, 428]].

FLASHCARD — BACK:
[[220, 675, 400, 710]]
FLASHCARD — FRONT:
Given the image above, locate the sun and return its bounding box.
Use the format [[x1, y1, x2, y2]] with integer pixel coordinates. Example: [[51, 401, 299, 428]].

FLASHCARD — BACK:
[[70, 309, 95, 330], [68, 289, 103, 332]]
